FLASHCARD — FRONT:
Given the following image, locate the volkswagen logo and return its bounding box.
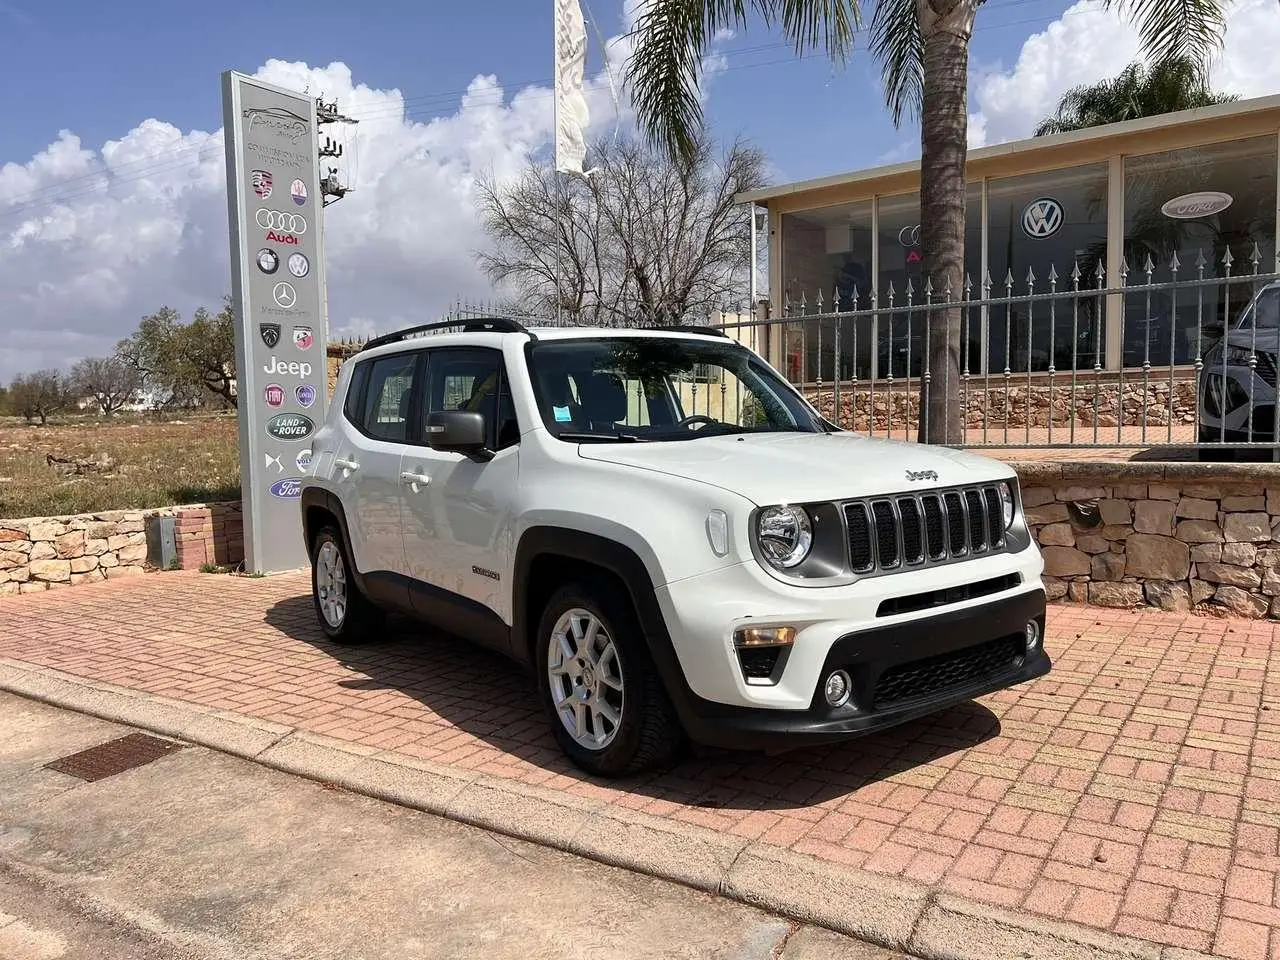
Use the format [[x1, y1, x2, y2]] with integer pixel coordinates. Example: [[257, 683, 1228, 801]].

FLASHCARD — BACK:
[[255, 209, 308, 235], [1021, 198, 1064, 239]]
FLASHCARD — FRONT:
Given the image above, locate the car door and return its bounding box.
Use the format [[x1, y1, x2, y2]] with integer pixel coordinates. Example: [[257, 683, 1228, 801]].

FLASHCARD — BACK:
[[327, 350, 421, 596], [399, 346, 521, 652]]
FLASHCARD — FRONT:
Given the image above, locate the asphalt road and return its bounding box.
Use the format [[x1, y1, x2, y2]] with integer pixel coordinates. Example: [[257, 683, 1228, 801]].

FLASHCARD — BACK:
[[0, 691, 906, 960]]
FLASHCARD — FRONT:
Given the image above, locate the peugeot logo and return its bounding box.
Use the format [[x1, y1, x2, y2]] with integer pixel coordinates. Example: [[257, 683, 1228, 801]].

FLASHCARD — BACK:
[[255, 209, 308, 235], [1021, 198, 1064, 239], [905, 469, 938, 482]]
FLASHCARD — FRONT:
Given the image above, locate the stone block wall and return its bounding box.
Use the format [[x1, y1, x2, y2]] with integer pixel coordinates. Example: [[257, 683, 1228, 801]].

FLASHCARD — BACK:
[[809, 378, 1196, 432], [0, 502, 243, 595], [1015, 461, 1280, 619], [327, 340, 362, 399]]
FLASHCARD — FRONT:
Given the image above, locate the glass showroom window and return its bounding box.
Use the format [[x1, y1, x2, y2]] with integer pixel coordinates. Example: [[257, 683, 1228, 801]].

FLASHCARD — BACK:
[[1122, 135, 1278, 367], [780, 200, 874, 382], [987, 164, 1109, 374], [874, 186, 983, 379]]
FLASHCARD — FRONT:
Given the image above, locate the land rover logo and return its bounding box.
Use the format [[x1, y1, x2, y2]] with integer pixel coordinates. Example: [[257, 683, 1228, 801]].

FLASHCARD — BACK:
[[1161, 191, 1233, 220], [905, 469, 938, 482], [265, 412, 314, 441]]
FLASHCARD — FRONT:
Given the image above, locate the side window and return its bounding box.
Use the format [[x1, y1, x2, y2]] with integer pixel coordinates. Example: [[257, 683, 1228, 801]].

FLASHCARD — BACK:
[[423, 348, 520, 451], [342, 358, 370, 426], [360, 353, 418, 443]]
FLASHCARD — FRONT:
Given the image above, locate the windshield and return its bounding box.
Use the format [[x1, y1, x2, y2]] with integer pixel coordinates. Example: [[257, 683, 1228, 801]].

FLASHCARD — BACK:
[[1237, 286, 1280, 330], [526, 336, 830, 442]]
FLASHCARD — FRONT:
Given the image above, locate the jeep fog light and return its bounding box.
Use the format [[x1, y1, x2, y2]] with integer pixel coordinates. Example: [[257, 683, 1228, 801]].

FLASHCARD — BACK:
[[734, 626, 796, 647], [824, 670, 852, 707], [1025, 620, 1041, 651]]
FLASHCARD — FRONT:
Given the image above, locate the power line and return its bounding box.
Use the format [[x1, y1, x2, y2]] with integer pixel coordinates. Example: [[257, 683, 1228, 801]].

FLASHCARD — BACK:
[[0, 0, 1119, 223]]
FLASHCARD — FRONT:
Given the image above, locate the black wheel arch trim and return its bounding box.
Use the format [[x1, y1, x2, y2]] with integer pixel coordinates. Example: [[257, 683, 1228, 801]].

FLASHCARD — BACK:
[[512, 526, 702, 722], [300, 487, 368, 592]]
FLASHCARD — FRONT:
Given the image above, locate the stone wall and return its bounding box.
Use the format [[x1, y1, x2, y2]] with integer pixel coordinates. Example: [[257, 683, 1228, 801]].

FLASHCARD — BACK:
[[809, 377, 1197, 432], [0, 502, 243, 595], [1014, 461, 1280, 619]]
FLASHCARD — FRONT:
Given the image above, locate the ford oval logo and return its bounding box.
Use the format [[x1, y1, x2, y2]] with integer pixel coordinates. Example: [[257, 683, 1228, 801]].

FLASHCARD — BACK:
[[265, 412, 314, 441], [269, 478, 303, 499], [1161, 191, 1233, 220]]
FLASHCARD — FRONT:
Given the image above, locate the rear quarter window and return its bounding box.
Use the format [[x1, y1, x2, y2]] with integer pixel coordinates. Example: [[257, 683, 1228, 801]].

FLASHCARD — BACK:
[[342, 358, 371, 426]]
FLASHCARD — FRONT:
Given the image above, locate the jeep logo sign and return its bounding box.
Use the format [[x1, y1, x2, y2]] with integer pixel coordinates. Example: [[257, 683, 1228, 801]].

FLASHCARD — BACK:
[[1161, 191, 1233, 220], [265, 412, 314, 441], [269, 478, 303, 499]]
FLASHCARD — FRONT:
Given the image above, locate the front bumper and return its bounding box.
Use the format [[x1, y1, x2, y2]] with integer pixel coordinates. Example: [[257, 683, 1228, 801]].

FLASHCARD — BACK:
[[669, 588, 1049, 751]]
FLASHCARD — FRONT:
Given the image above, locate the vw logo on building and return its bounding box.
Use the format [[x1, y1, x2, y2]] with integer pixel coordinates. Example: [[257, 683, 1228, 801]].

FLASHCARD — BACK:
[[1021, 198, 1064, 239], [255, 208, 308, 235]]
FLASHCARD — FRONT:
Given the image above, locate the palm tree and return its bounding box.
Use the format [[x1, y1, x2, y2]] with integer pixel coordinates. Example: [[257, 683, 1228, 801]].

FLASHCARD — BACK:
[[624, 0, 1231, 444], [1035, 55, 1238, 137]]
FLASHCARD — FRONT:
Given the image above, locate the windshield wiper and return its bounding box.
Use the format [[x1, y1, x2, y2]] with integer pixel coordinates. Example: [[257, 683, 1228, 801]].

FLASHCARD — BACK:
[[556, 431, 646, 443]]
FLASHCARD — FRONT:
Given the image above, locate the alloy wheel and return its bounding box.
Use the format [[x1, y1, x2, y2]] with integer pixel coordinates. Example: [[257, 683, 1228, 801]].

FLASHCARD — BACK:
[[316, 540, 348, 628], [546, 607, 625, 750]]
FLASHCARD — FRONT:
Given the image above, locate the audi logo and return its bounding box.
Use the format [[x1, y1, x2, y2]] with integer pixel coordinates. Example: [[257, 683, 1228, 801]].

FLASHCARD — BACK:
[[898, 224, 921, 247], [255, 209, 308, 235]]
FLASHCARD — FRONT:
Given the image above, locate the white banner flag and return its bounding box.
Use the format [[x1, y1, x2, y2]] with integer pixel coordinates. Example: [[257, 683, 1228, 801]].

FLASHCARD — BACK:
[[554, 0, 589, 175]]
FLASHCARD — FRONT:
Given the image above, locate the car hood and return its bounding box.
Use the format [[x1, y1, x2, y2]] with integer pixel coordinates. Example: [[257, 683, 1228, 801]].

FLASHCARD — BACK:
[[576, 431, 1014, 505]]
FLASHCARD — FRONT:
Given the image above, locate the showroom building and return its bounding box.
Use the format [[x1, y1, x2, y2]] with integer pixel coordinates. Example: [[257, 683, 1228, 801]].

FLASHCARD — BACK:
[[738, 94, 1280, 384]]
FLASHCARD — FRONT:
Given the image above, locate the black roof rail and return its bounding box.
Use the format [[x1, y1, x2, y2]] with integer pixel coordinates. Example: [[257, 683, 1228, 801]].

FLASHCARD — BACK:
[[361, 316, 535, 352], [644, 324, 729, 338]]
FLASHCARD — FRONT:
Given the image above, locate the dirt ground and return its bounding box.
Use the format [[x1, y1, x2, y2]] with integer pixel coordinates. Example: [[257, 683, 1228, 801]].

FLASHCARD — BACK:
[[0, 414, 238, 519]]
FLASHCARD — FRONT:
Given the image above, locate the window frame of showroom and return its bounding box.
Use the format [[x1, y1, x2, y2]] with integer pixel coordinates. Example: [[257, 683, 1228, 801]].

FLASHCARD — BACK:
[[766, 114, 1280, 380]]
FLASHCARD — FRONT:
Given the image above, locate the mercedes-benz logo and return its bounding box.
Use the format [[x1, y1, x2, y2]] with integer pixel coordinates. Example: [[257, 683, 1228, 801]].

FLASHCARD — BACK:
[[255, 209, 308, 235], [272, 281, 297, 309], [1021, 198, 1064, 239]]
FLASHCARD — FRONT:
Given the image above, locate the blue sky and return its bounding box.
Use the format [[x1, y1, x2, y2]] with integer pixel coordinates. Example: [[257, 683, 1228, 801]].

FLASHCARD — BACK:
[[1, 0, 1081, 184]]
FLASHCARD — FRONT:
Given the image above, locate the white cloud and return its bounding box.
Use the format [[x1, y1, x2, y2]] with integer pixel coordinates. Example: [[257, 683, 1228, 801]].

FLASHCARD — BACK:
[[0, 7, 729, 383], [969, 0, 1280, 148]]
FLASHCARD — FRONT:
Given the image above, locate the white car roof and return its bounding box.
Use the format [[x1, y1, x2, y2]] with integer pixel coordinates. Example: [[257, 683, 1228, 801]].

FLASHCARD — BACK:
[[353, 324, 734, 361]]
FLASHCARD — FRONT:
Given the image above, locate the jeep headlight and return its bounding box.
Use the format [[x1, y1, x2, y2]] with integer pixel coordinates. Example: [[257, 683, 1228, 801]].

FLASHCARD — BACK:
[[756, 505, 813, 569], [999, 481, 1015, 529]]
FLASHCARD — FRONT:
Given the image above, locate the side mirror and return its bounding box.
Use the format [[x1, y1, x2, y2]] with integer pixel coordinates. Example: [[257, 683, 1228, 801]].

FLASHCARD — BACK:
[[425, 410, 490, 459]]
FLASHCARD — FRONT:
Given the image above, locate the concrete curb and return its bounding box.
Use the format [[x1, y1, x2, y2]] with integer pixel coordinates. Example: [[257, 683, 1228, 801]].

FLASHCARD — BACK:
[[0, 657, 1209, 960]]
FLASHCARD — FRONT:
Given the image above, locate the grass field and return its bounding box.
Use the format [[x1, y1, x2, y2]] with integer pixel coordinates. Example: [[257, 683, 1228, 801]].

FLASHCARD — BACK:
[[0, 414, 240, 520]]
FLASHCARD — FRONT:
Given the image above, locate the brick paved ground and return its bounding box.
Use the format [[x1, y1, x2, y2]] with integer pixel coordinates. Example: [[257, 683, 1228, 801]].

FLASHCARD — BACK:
[[1, 571, 1277, 958]]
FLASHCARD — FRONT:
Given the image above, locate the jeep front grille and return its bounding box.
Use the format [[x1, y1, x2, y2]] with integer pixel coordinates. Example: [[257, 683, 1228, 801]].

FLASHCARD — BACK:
[[843, 483, 1008, 575]]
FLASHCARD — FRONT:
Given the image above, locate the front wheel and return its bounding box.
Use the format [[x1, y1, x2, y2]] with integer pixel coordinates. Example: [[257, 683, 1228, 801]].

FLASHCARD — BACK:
[[535, 582, 683, 777], [310, 524, 384, 644]]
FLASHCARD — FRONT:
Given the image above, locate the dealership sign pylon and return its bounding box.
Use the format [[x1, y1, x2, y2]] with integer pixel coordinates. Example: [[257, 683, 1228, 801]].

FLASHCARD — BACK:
[[222, 71, 329, 574]]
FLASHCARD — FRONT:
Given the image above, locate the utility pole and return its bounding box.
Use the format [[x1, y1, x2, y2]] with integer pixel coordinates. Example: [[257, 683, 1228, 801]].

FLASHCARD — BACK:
[[315, 97, 358, 208]]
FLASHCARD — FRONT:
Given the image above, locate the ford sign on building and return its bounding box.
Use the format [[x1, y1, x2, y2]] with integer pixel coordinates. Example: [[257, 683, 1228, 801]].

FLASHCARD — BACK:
[[738, 93, 1280, 383], [223, 71, 330, 574]]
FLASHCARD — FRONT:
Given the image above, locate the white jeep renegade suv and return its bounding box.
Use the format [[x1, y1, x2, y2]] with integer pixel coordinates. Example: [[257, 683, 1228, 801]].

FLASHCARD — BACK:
[[300, 318, 1050, 776]]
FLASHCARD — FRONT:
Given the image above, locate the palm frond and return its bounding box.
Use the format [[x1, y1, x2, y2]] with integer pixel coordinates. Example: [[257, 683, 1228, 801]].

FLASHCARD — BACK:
[[625, 0, 861, 163], [1106, 0, 1228, 66], [869, 0, 922, 125]]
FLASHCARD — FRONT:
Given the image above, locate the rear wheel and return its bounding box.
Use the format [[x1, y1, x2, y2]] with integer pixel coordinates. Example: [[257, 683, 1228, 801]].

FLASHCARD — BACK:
[[535, 582, 682, 777], [310, 524, 384, 644], [1198, 426, 1236, 461]]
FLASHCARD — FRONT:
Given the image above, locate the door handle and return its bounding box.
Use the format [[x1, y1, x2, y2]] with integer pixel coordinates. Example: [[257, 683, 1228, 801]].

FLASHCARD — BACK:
[[399, 471, 431, 486], [335, 457, 360, 472]]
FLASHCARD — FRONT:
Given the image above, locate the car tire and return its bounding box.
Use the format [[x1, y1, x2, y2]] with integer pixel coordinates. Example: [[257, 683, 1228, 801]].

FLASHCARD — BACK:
[[310, 524, 384, 645], [535, 580, 683, 777]]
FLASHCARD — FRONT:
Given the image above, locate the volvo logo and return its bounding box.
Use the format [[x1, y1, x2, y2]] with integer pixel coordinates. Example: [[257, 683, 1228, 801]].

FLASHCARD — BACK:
[[255, 209, 308, 235], [1021, 198, 1064, 239], [905, 469, 938, 482], [265, 412, 314, 441]]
